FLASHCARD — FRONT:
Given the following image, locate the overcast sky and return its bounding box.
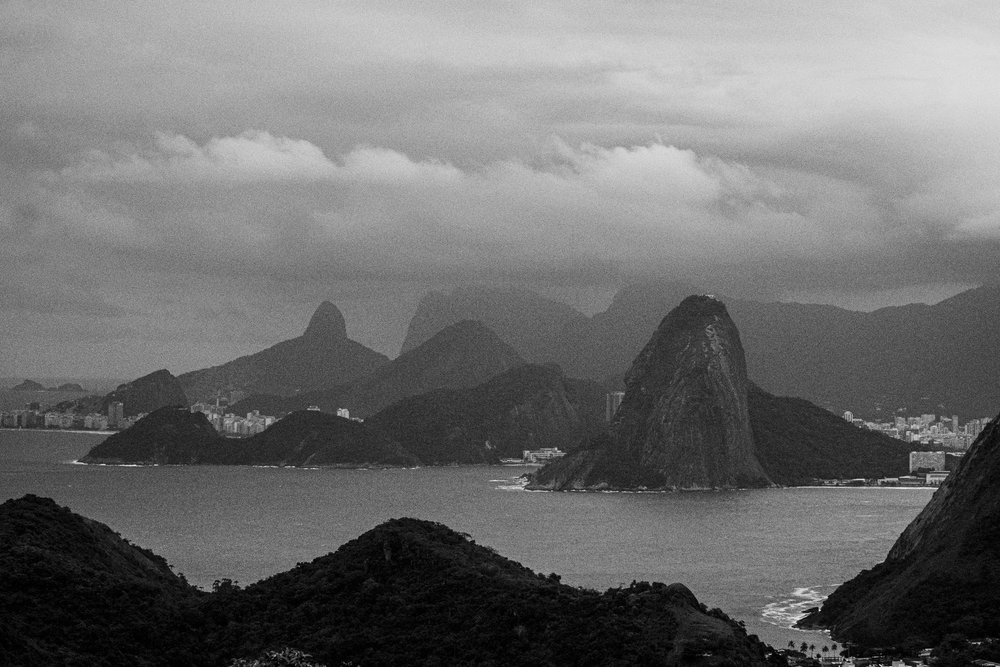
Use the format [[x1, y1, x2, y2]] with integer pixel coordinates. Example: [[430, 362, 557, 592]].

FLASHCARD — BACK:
[[3, 1, 999, 378]]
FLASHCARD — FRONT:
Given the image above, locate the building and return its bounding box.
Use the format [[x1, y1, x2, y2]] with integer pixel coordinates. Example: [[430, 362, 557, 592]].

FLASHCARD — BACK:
[[107, 401, 124, 428], [606, 392, 624, 422], [908, 450, 946, 473], [522, 447, 566, 463]]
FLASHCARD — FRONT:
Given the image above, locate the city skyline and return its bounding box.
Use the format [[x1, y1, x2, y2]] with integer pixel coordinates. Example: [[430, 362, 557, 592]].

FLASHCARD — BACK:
[[3, 2, 999, 377]]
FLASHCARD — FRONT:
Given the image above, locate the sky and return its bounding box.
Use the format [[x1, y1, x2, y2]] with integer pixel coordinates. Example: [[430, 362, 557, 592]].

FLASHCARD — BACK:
[[3, 1, 999, 378]]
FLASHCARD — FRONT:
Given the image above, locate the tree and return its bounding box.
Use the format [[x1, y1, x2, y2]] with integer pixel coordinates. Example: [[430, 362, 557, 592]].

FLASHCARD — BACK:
[[800, 642, 809, 653]]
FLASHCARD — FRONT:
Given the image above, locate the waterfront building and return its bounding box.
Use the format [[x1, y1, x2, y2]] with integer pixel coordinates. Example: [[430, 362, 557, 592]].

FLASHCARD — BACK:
[[522, 447, 566, 463]]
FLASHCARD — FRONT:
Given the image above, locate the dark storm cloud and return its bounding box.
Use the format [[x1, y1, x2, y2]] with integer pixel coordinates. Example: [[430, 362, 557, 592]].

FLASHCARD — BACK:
[[2, 0, 999, 376]]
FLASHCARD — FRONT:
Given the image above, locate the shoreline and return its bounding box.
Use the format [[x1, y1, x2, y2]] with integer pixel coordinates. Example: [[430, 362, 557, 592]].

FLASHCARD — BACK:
[[1, 428, 114, 436]]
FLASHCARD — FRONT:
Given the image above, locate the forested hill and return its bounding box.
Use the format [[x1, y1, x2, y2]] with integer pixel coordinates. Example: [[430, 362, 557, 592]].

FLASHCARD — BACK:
[[0, 495, 786, 666]]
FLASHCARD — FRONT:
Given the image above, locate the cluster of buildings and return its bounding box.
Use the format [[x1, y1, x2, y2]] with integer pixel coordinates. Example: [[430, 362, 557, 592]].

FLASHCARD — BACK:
[[842, 410, 991, 451], [188, 403, 279, 436], [0, 401, 140, 432]]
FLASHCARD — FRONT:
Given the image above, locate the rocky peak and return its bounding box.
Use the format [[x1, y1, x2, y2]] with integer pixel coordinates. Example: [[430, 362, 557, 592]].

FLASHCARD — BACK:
[[303, 301, 347, 341], [611, 295, 770, 488]]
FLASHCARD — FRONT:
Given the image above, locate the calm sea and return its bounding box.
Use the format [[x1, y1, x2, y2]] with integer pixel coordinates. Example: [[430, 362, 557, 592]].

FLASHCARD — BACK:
[[0, 429, 933, 651]]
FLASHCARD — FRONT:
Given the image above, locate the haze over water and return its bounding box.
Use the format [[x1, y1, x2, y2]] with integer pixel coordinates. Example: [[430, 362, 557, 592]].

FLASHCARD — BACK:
[[1, 429, 933, 651]]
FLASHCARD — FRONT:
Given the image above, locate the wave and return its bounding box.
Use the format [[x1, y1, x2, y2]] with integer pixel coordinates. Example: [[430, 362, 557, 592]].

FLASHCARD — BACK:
[[761, 585, 835, 630], [493, 476, 528, 492]]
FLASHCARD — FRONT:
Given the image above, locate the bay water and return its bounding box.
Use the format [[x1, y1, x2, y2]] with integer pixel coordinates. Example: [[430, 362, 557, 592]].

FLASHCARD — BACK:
[[0, 429, 933, 652]]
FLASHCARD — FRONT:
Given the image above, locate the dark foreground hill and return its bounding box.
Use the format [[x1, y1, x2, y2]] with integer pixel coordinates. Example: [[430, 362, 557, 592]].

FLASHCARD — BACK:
[[0, 496, 785, 666], [178, 301, 388, 403], [798, 411, 1000, 647]]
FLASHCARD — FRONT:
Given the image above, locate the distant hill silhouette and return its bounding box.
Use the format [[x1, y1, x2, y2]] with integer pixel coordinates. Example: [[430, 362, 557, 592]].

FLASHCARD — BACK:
[[177, 301, 388, 403], [748, 384, 919, 485], [366, 363, 605, 463], [10, 379, 45, 391], [99, 368, 188, 417], [80, 405, 233, 464], [233, 320, 527, 418], [799, 410, 1000, 647], [401, 285, 588, 362], [0, 496, 782, 665], [402, 282, 1000, 417]]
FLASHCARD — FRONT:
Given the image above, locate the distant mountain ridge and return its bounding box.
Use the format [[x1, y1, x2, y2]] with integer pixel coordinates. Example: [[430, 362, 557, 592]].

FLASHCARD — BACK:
[[81, 362, 600, 468], [402, 282, 1000, 416], [232, 319, 527, 418], [177, 301, 388, 403]]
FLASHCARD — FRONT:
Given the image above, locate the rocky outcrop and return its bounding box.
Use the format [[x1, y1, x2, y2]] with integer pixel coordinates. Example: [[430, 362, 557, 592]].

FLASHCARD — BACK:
[[80, 405, 233, 464], [177, 301, 388, 403], [99, 369, 188, 416], [366, 363, 605, 463], [10, 379, 45, 391], [798, 411, 1000, 646], [529, 295, 772, 490]]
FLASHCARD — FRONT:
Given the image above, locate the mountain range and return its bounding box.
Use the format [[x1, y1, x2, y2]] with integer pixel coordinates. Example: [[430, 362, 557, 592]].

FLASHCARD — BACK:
[[402, 282, 1000, 417]]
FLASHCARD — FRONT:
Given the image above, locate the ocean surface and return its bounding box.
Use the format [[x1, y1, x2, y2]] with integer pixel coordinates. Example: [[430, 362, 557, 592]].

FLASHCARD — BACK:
[[0, 429, 934, 651]]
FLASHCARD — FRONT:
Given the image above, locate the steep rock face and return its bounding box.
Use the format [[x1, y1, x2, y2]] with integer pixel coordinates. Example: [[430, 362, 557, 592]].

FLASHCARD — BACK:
[[178, 302, 388, 402], [366, 363, 605, 463], [99, 368, 188, 416], [799, 411, 1000, 645], [345, 319, 526, 417], [80, 405, 234, 464], [400, 285, 589, 362], [530, 295, 771, 490]]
